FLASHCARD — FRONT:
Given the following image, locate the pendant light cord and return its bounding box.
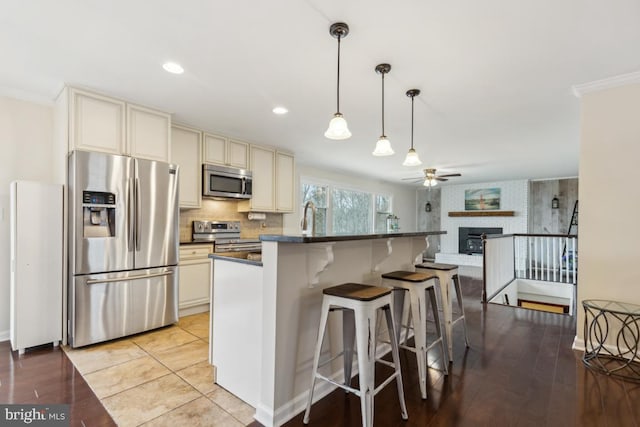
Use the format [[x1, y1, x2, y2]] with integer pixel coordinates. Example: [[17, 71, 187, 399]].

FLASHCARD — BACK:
[[410, 95, 415, 149], [381, 72, 385, 136], [336, 35, 341, 114]]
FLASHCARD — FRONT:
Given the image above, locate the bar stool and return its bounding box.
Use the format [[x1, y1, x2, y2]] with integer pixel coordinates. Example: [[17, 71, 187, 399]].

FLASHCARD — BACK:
[[415, 262, 470, 362], [303, 283, 408, 427], [380, 270, 448, 400]]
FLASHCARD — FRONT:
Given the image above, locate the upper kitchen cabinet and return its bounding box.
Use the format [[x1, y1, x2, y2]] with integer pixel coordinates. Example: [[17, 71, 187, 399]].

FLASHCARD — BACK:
[[67, 87, 126, 155], [171, 124, 202, 208], [203, 133, 249, 169], [59, 86, 172, 162], [238, 146, 295, 213], [275, 151, 295, 212], [127, 104, 171, 162]]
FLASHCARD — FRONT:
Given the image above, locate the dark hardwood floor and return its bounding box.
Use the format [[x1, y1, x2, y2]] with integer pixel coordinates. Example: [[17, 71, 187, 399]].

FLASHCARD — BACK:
[[2, 276, 638, 426], [0, 341, 115, 427], [277, 276, 640, 427]]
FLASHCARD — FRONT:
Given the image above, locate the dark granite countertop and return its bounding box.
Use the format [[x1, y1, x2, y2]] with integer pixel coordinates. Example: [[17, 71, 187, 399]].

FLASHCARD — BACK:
[[209, 254, 263, 267], [259, 230, 446, 243]]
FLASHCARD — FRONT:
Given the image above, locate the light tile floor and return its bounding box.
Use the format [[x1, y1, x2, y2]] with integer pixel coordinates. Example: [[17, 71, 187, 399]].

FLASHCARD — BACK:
[[64, 312, 255, 426]]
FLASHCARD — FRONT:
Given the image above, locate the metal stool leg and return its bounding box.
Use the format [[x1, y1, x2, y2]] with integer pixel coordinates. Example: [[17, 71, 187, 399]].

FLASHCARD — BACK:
[[354, 305, 376, 427], [343, 309, 356, 388], [407, 284, 428, 399], [303, 298, 331, 424], [427, 286, 449, 375], [384, 305, 409, 419], [452, 275, 470, 348]]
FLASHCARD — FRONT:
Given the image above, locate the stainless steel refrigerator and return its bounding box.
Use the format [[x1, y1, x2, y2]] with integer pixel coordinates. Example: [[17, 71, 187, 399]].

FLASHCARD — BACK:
[[68, 150, 179, 347]]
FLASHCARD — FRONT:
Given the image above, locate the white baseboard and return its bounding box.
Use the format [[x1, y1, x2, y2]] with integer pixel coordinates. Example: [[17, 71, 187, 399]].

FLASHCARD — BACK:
[[572, 336, 585, 352], [255, 342, 394, 427], [573, 335, 640, 359], [0, 330, 9, 342]]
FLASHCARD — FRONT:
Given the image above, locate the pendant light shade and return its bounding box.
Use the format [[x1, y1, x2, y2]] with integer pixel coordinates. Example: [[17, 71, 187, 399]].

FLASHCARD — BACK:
[[372, 63, 394, 156], [403, 89, 423, 166], [325, 22, 351, 140]]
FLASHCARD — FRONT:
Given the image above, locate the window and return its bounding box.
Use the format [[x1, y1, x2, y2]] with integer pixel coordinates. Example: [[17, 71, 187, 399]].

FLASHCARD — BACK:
[[375, 194, 393, 233], [301, 183, 328, 235], [301, 178, 392, 235], [331, 188, 373, 234]]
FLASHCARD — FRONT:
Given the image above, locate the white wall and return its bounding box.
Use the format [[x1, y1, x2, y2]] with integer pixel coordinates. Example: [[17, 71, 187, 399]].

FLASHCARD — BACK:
[[576, 81, 640, 342], [440, 179, 529, 253], [282, 163, 417, 234], [0, 95, 56, 339]]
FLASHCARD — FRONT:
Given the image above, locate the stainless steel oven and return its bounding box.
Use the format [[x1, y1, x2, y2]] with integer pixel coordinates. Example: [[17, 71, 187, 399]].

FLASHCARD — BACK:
[[192, 220, 262, 261], [202, 164, 252, 199]]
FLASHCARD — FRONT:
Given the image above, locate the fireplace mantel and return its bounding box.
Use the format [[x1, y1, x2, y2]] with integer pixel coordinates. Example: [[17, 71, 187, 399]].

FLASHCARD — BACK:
[[448, 210, 515, 217]]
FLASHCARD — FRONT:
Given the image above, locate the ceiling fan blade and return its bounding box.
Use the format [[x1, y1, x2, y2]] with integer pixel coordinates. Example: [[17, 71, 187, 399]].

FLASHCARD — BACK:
[[437, 173, 461, 178], [435, 177, 448, 181], [401, 177, 423, 181]]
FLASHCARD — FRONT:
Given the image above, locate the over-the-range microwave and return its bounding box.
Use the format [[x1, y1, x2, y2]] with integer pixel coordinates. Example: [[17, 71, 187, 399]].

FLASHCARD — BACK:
[[202, 164, 252, 199]]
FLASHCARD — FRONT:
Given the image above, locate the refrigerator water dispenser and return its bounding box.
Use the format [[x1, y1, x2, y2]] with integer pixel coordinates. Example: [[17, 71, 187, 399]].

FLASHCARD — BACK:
[[82, 191, 116, 238]]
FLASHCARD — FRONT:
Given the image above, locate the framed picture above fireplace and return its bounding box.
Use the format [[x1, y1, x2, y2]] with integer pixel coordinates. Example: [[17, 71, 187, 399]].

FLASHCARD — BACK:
[[465, 188, 501, 210]]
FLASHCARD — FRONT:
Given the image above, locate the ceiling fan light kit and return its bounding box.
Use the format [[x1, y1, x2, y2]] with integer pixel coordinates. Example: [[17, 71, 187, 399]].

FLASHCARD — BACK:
[[403, 89, 423, 166], [325, 22, 352, 140], [372, 63, 394, 156]]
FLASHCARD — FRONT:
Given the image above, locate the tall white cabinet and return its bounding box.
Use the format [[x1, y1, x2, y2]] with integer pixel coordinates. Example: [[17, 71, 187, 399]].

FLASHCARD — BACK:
[[171, 124, 202, 208], [10, 181, 63, 354]]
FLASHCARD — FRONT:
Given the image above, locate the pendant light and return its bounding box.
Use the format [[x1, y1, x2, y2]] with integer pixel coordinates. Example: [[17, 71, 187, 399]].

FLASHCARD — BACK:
[[325, 22, 351, 140], [372, 63, 394, 156], [403, 89, 423, 166]]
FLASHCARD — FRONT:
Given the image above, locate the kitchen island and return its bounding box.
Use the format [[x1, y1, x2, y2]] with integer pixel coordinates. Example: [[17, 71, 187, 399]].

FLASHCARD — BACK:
[[210, 231, 445, 427]]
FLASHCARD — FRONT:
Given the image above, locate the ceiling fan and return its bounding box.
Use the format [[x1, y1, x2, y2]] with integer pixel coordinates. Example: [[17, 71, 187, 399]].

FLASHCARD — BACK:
[[402, 168, 462, 187]]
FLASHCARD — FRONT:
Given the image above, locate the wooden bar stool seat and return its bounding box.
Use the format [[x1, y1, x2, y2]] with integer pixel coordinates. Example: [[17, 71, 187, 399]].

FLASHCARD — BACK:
[[303, 283, 408, 427], [380, 270, 448, 399], [415, 262, 470, 362]]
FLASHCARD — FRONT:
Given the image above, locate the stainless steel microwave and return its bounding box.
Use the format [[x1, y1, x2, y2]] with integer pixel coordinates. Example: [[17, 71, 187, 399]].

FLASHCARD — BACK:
[[202, 164, 252, 199]]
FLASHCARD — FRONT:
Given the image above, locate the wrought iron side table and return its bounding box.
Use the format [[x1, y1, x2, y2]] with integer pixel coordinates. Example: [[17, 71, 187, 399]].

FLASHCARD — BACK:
[[582, 299, 640, 381]]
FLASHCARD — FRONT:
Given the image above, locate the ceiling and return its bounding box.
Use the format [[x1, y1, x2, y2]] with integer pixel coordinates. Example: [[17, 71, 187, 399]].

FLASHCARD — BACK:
[[2, 0, 639, 186]]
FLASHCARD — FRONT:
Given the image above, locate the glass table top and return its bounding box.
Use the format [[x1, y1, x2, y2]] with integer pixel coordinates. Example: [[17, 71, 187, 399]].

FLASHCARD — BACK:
[[582, 299, 640, 315]]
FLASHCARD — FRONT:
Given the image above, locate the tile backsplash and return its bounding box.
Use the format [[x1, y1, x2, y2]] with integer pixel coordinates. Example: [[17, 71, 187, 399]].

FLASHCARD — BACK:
[[179, 199, 283, 242]]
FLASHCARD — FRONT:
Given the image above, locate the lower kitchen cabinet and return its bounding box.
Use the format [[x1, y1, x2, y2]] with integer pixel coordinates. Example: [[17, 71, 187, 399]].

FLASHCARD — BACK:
[[178, 244, 212, 316]]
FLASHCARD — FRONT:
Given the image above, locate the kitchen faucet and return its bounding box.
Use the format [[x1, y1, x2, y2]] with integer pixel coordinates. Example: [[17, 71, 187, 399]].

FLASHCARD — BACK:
[[301, 201, 316, 236]]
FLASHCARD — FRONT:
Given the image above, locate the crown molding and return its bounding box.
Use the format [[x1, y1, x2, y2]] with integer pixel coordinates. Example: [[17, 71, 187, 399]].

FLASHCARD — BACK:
[[572, 71, 640, 98]]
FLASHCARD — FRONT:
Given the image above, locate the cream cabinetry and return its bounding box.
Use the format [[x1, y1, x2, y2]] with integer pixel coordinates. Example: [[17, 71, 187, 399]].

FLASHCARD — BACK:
[[62, 87, 171, 162], [276, 151, 295, 212], [203, 133, 249, 169], [171, 125, 202, 208], [238, 146, 295, 213], [127, 104, 171, 162], [179, 244, 212, 316]]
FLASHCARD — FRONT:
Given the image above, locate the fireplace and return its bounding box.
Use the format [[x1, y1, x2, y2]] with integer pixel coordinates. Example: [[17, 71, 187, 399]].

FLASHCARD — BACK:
[[459, 227, 503, 254]]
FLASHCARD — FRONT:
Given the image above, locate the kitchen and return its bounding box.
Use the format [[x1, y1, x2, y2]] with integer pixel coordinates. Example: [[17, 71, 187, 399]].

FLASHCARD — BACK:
[[1, 1, 639, 427]]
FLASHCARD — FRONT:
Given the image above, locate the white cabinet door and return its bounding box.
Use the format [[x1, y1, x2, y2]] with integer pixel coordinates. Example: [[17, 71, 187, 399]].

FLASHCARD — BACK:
[[69, 88, 126, 154], [127, 104, 171, 162], [204, 135, 249, 169], [227, 140, 249, 169], [249, 145, 275, 211], [203, 133, 227, 165], [178, 244, 212, 316], [171, 125, 202, 208], [276, 151, 295, 212]]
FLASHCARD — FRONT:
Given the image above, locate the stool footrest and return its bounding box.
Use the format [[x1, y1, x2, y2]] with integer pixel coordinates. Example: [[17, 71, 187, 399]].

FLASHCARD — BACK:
[[314, 373, 361, 396], [373, 371, 400, 397]]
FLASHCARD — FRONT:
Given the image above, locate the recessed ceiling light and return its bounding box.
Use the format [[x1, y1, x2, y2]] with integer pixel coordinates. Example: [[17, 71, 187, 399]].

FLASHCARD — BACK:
[[272, 106, 288, 115], [162, 62, 184, 74]]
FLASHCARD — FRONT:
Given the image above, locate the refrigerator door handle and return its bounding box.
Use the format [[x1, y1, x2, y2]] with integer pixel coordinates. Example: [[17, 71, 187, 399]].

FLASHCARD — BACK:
[[128, 178, 135, 251], [135, 177, 141, 251], [86, 269, 174, 285]]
